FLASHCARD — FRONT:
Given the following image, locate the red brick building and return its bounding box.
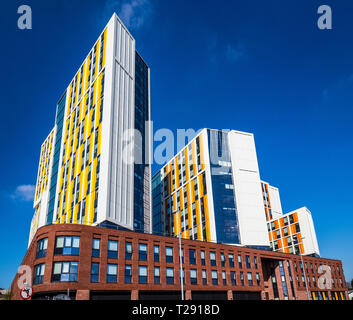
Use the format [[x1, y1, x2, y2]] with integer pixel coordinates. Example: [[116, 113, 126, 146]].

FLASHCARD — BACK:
[[11, 224, 348, 300]]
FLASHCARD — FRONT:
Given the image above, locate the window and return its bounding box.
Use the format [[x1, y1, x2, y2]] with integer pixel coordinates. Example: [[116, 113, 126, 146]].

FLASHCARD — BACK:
[[256, 273, 261, 286], [108, 240, 118, 259], [238, 255, 242, 268], [221, 253, 225, 267], [254, 256, 258, 269], [54, 236, 80, 255], [166, 247, 173, 263], [229, 254, 234, 267], [295, 223, 300, 233], [240, 272, 244, 286], [139, 266, 148, 284], [154, 267, 160, 284], [189, 249, 196, 265], [247, 273, 253, 286], [92, 238, 100, 257], [190, 269, 197, 285], [154, 245, 159, 262], [201, 250, 206, 266], [246, 255, 251, 269], [222, 271, 226, 285], [107, 264, 117, 283], [230, 271, 236, 286], [202, 270, 207, 285], [37, 238, 48, 258], [210, 251, 216, 266], [211, 270, 218, 285], [125, 242, 132, 260], [34, 264, 45, 284], [91, 263, 99, 283], [125, 265, 132, 283], [52, 261, 78, 282], [166, 268, 174, 284], [139, 243, 147, 261]]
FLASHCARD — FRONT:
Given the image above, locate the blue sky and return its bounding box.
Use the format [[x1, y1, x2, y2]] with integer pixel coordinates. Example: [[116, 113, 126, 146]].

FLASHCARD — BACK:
[[0, 0, 352, 289]]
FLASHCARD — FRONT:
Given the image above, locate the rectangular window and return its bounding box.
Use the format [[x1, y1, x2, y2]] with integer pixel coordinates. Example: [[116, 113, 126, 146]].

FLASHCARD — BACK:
[[139, 243, 147, 261], [210, 251, 216, 266], [238, 254, 242, 268], [247, 272, 253, 286], [139, 266, 147, 284], [125, 265, 132, 284], [166, 267, 174, 284], [231, 271, 236, 286], [256, 273, 261, 286], [125, 242, 132, 260], [189, 249, 196, 265], [220, 253, 225, 267], [190, 269, 197, 285], [240, 272, 244, 286], [154, 267, 160, 284], [211, 270, 218, 285], [52, 261, 78, 282], [201, 250, 206, 266], [34, 264, 45, 284], [154, 245, 159, 262], [108, 240, 118, 259], [202, 270, 207, 285], [222, 271, 226, 285], [107, 264, 117, 283], [36, 238, 48, 258], [254, 256, 258, 269], [92, 238, 100, 257], [229, 253, 234, 268], [91, 263, 99, 283], [54, 236, 80, 256], [246, 255, 251, 269], [166, 246, 173, 263]]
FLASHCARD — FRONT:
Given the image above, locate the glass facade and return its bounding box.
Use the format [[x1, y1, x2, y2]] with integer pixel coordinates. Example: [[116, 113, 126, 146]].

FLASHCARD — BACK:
[[152, 172, 163, 236], [133, 52, 150, 234], [47, 92, 66, 224], [207, 129, 240, 244]]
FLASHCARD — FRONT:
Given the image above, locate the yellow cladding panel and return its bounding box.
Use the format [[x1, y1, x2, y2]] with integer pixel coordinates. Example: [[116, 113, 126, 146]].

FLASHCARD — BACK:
[[191, 141, 197, 177], [78, 171, 84, 203], [81, 95, 87, 123], [199, 134, 205, 171], [73, 203, 79, 224], [185, 148, 190, 181], [190, 180, 195, 203], [81, 165, 89, 204], [97, 123, 102, 156], [198, 174, 204, 198], [85, 56, 90, 92], [175, 156, 180, 189], [88, 158, 98, 224], [66, 84, 72, 117], [195, 199, 202, 240], [97, 73, 102, 103], [203, 194, 211, 241], [94, 41, 100, 79], [102, 29, 107, 67]]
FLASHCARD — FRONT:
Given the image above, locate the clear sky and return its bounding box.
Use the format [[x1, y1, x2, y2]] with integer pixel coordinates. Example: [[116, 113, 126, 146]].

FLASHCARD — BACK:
[[0, 0, 352, 289]]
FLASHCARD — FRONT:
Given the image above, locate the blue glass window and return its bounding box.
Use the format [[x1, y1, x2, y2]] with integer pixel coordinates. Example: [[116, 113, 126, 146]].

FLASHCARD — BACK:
[[54, 236, 80, 256]]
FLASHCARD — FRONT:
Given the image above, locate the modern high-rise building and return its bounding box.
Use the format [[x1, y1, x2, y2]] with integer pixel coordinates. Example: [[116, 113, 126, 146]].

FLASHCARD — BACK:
[[261, 181, 320, 256], [28, 13, 152, 245], [152, 128, 320, 257], [152, 128, 270, 249], [11, 13, 348, 301]]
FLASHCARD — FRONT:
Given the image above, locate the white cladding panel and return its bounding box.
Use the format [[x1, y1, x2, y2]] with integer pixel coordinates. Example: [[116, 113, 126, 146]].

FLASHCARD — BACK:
[[297, 207, 320, 256], [228, 131, 270, 247], [268, 185, 283, 219], [97, 15, 136, 229]]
